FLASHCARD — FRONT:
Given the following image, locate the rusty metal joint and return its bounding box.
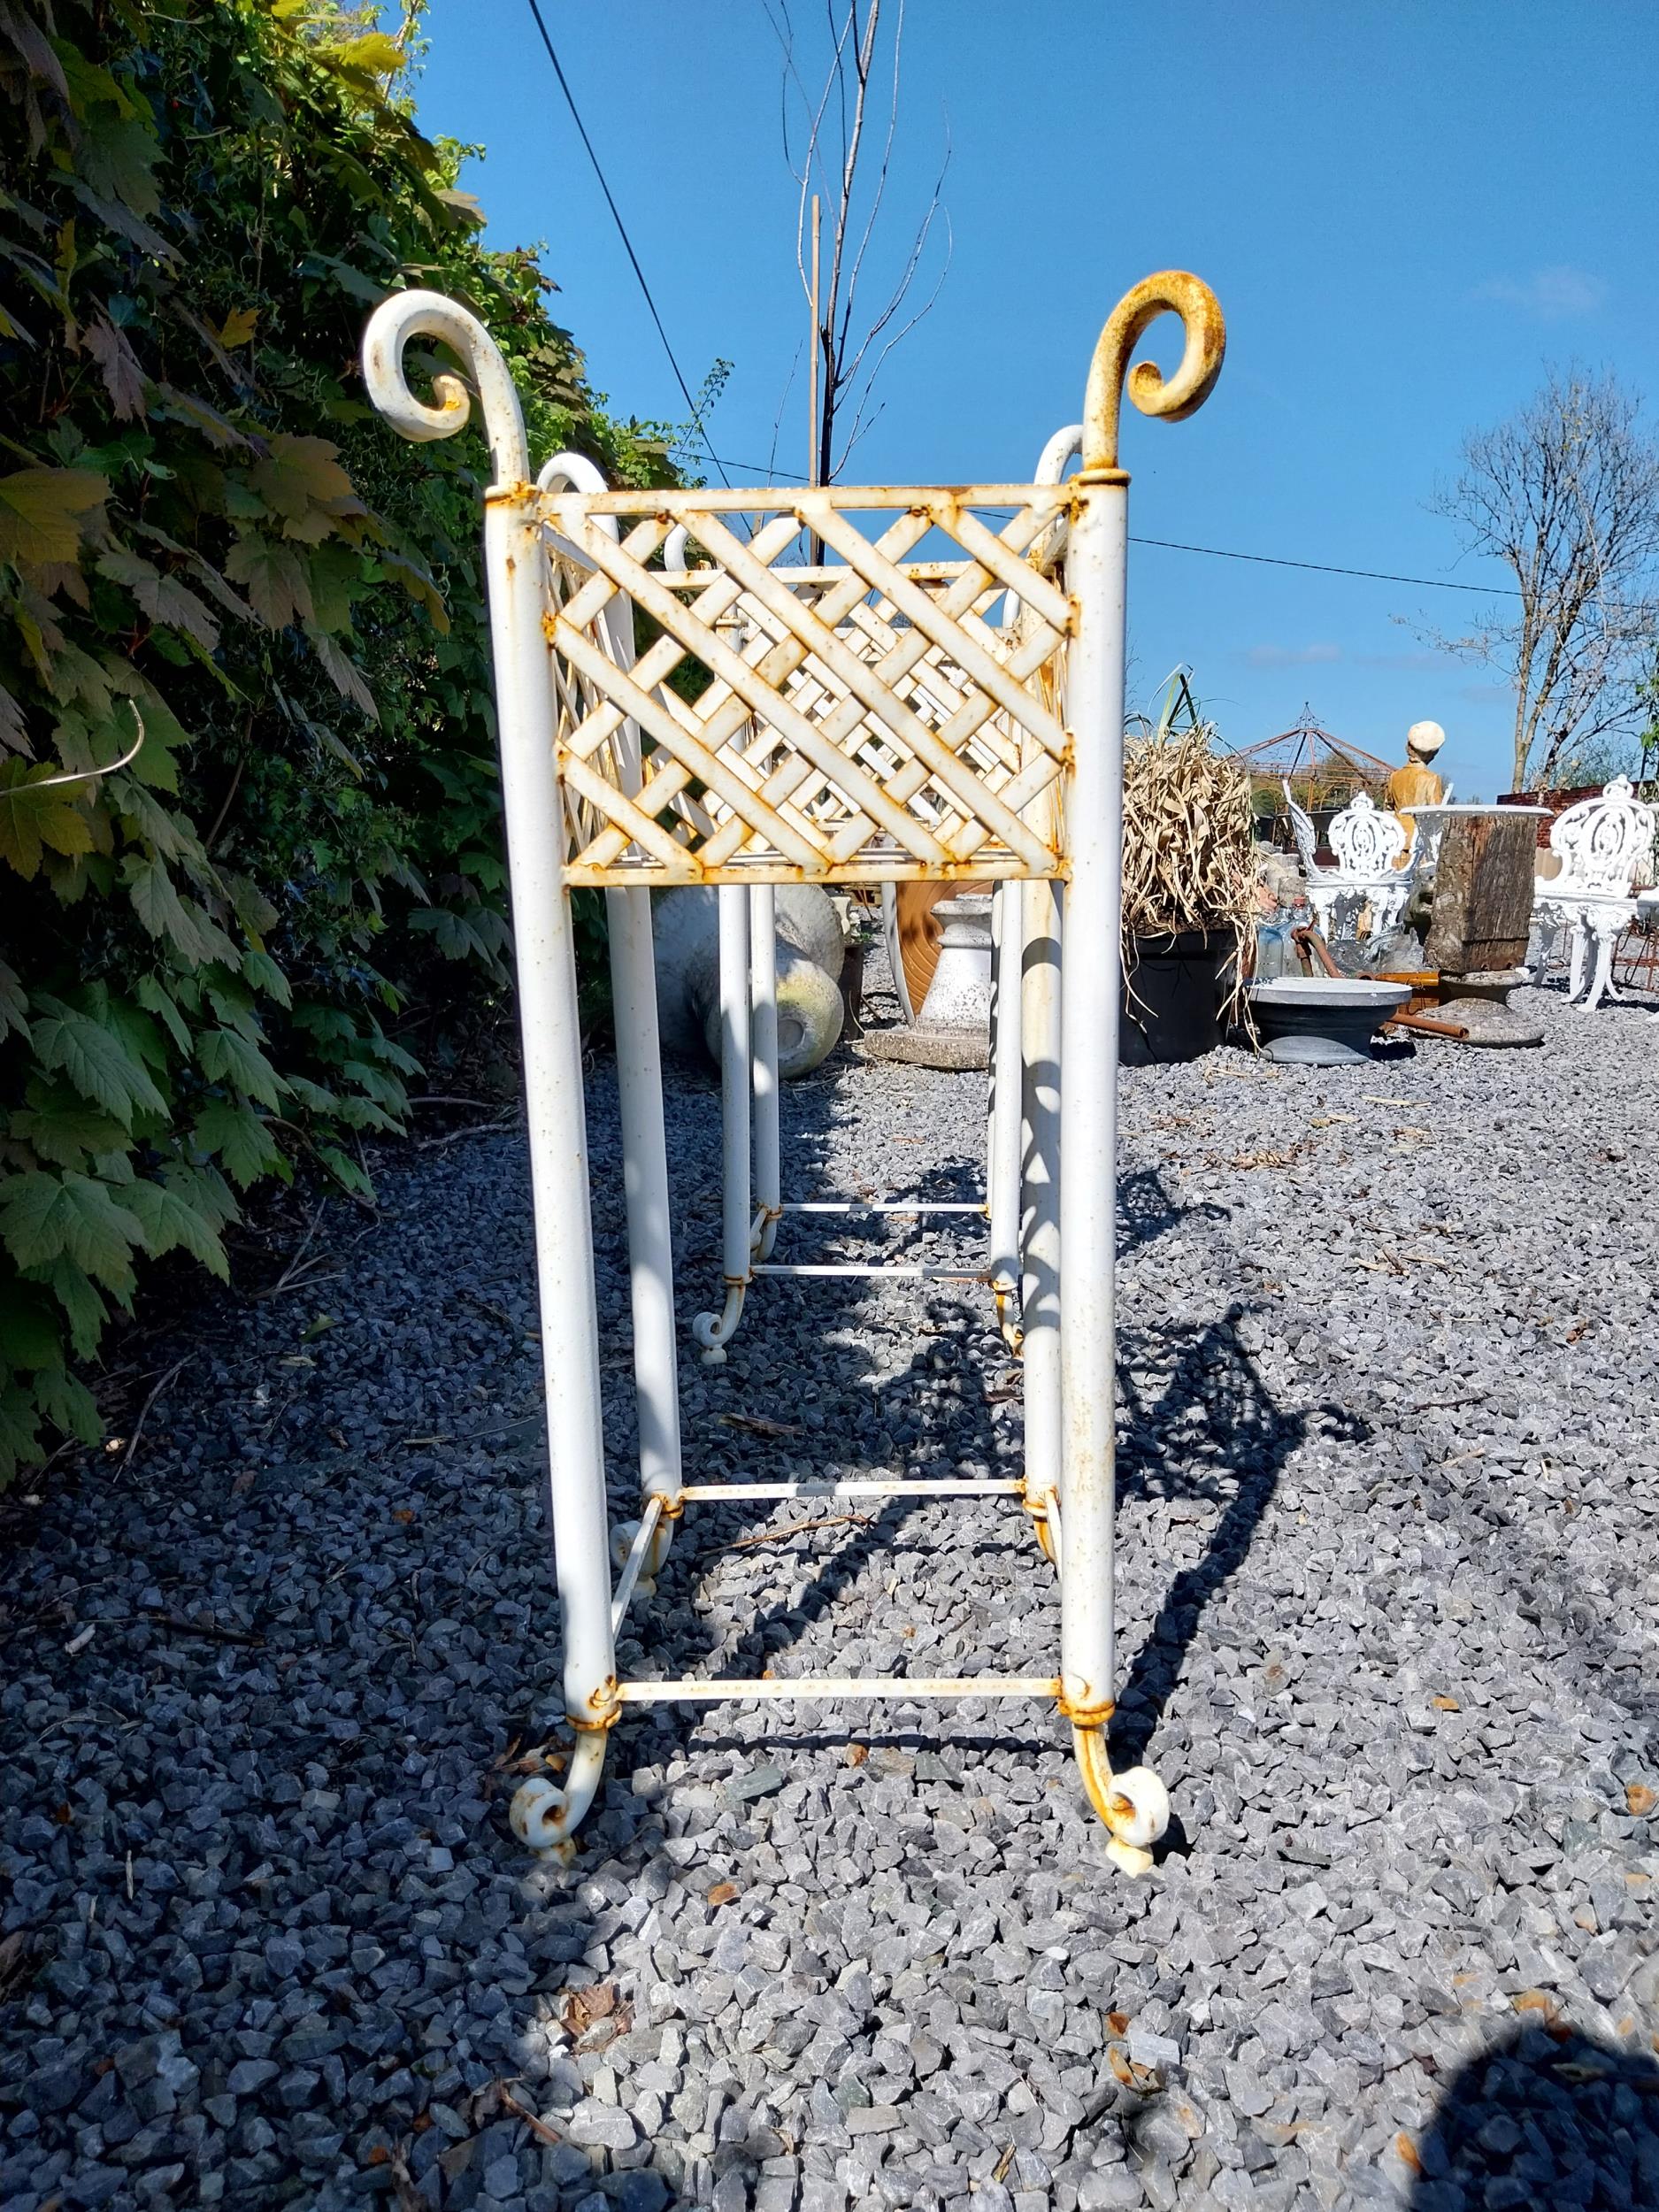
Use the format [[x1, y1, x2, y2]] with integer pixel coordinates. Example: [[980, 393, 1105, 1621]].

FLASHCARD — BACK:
[[1055, 1687, 1116, 1725]]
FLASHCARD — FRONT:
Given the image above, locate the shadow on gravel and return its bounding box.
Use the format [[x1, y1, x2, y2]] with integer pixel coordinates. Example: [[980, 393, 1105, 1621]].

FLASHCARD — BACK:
[[1111, 1303, 1370, 1772], [1118, 1164, 1229, 1255], [1409, 2025, 1659, 2209]]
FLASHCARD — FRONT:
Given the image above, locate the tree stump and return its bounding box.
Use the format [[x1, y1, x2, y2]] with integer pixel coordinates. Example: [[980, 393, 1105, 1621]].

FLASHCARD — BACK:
[[1425, 812, 1537, 974]]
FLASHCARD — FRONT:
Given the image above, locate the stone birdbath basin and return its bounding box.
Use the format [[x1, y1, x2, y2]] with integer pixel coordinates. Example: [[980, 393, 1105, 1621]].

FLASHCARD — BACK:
[[1248, 975, 1412, 1064]]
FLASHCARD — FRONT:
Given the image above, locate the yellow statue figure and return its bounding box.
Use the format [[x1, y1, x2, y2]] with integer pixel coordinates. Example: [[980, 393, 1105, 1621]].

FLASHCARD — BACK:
[[1385, 719, 1447, 864]]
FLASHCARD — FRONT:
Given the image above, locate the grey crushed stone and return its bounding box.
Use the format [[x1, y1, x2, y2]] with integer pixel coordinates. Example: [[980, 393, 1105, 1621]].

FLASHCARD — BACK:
[[2, 956, 1657, 2212]]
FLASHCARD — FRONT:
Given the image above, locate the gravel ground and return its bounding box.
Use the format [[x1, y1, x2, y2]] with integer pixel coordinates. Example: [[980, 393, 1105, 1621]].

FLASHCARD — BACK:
[[3, 961, 1657, 2212]]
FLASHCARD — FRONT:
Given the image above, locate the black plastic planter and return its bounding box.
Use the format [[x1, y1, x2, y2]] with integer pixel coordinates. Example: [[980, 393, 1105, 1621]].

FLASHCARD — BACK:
[[1120, 928, 1235, 1066]]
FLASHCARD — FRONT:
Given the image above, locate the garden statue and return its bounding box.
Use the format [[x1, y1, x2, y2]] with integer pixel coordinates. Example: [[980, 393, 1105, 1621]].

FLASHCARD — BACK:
[[654, 883, 847, 1079], [1386, 718, 1448, 846]]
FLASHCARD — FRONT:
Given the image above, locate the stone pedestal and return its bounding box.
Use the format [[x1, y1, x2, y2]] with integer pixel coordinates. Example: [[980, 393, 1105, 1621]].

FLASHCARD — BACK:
[[1435, 968, 1544, 1048]]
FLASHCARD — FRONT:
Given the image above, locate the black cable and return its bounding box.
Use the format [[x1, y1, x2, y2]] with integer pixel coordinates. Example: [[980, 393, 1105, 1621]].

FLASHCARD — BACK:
[[523, 0, 730, 488], [682, 457, 1522, 597], [1128, 534, 1521, 598]]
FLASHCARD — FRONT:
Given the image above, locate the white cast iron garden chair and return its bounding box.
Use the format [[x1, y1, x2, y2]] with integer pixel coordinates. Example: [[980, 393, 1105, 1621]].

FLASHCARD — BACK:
[[1282, 782, 1416, 941], [1533, 775, 1658, 1013], [361, 268, 1227, 1875]]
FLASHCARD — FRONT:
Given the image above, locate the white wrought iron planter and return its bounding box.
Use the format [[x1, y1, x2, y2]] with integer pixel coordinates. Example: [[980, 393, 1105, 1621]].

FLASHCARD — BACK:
[[362, 272, 1225, 1871], [677, 424, 1087, 1366]]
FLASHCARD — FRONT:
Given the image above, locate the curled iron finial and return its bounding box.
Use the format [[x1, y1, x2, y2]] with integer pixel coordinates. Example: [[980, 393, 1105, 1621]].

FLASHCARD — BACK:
[[1080, 271, 1225, 477], [360, 288, 529, 488]]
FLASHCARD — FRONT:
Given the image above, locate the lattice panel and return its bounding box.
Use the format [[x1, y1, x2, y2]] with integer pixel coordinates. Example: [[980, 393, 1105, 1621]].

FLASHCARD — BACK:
[[534, 485, 1075, 887]]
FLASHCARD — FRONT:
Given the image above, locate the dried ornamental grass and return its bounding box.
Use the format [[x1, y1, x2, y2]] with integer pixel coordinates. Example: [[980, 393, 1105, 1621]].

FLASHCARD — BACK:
[[1120, 722, 1258, 1019]]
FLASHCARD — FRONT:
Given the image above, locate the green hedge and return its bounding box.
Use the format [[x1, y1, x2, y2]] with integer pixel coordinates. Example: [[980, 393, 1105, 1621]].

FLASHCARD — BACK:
[[0, 0, 680, 1482]]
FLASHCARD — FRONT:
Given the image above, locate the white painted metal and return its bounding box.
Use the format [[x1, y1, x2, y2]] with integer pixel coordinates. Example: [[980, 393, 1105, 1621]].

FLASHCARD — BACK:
[[784, 1200, 981, 1214], [1282, 781, 1416, 942], [987, 883, 1024, 1344], [681, 1478, 1020, 1501], [692, 421, 1083, 1357], [363, 293, 616, 1861], [1057, 482, 1126, 1727], [1533, 776, 1657, 1013], [537, 450, 685, 1527], [693, 887, 753, 1363], [755, 1262, 986, 1279], [749, 884, 782, 1259], [618, 1675, 1062, 1703], [362, 268, 1225, 1873], [609, 1495, 664, 1633]]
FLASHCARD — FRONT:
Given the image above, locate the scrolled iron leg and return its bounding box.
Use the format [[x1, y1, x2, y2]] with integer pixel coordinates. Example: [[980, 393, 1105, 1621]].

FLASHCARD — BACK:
[[692, 1281, 748, 1365], [510, 1728, 610, 1865], [1071, 1724, 1170, 1878]]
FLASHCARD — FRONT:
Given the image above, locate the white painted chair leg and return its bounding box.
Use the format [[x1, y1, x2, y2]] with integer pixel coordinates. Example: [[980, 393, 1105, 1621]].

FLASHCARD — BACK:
[[1586, 923, 1616, 1013], [1575, 920, 1601, 1009]]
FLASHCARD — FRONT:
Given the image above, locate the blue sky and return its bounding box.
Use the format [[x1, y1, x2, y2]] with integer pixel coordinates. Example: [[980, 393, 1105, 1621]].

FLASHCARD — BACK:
[[396, 0, 1658, 798]]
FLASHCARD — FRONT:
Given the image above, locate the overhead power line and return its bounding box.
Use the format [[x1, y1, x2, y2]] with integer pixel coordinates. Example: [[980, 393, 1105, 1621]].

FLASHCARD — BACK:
[[682, 448, 1525, 598], [516, 12, 1502, 601], [1128, 534, 1522, 598], [523, 0, 729, 488]]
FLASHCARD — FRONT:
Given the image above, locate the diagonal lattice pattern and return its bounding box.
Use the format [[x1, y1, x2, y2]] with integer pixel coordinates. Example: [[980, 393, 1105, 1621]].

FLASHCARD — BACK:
[[534, 484, 1075, 887]]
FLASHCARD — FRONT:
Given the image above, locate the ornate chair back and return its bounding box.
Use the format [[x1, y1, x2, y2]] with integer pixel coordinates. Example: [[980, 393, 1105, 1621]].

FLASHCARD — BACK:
[[1548, 776, 1655, 898], [1327, 792, 1408, 878]]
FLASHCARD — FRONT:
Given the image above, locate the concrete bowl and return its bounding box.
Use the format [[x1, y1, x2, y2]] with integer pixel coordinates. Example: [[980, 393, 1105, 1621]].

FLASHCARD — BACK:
[[1248, 976, 1412, 1065]]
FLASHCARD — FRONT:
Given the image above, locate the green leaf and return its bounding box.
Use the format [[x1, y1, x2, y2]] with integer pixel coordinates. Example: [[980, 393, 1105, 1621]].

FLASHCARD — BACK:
[[282, 1075, 339, 1115], [250, 434, 355, 522], [113, 776, 194, 860], [358, 1029, 422, 1076], [0, 761, 96, 879], [196, 1025, 286, 1108], [191, 1098, 285, 1187], [11, 1079, 130, 1166], [0, 959, 28, 1043], [127, 853, 217, 964], [319, 28, 406, 75], [35, 1368, 101, 1447], [240, 948, 292, 1009], [30, 995, 166, 1125], [122, 1179, 229, 1280], [223, 535, 313, 630], [0, 1386, 42, 1479], [0, 1171, 143, 1287], [32, 1256, 109, 1357], [85, 315, 148, 421], [135, 976, 193, 1054], [97, 549, 221, 651], [307, 628, 379, 722], [0, 1279, 65, 1369], [0, 466, 107, 565], [162, 1160, 239, 1233], [338, 1058, 406, 1113], [316, 1142, 373, 1200]]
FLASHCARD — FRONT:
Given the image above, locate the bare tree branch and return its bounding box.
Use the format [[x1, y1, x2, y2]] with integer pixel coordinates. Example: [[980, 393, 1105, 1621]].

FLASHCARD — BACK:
[[1423, 367, 1659, 789], [771, 0, 950, 489]]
